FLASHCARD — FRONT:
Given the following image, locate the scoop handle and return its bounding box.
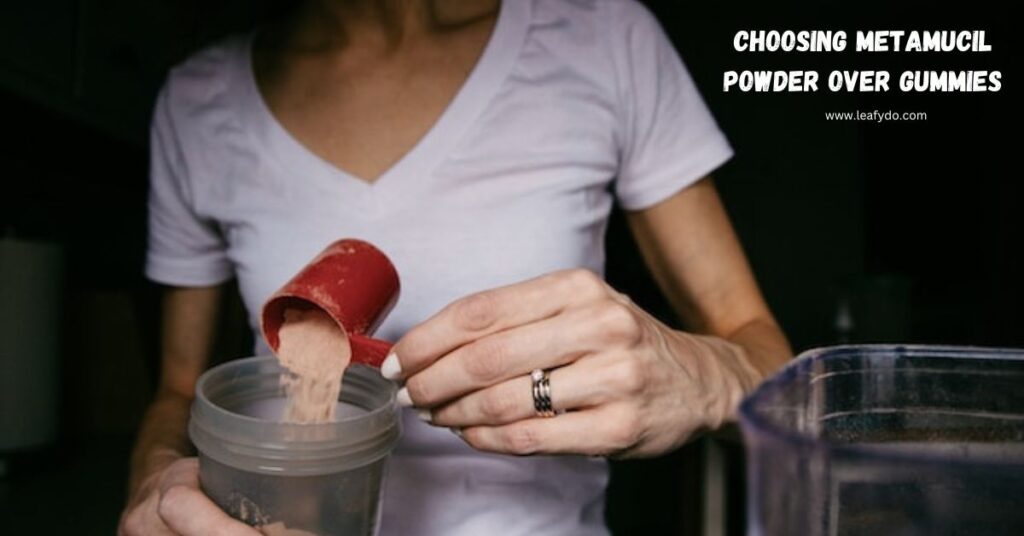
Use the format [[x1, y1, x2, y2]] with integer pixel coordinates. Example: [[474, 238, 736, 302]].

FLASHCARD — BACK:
[[350, 335, 393, 368]]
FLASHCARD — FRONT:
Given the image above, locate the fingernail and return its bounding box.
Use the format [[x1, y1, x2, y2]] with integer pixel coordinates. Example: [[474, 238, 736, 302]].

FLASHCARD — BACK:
[[417, 409, 432, 423], [380, 352, 403, 380], [396, 387, 413, 407], [450, 427, 463, 439]]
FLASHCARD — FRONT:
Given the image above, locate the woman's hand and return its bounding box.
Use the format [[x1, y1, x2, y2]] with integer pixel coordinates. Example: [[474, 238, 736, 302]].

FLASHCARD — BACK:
[[382, 269, 764, 458], [118, 455, 259, 536]]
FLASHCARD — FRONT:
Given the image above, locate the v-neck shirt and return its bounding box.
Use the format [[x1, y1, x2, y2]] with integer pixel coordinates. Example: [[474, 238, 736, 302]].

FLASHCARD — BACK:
[[145, 1, 732, 534], [238, 2, 529, 211]]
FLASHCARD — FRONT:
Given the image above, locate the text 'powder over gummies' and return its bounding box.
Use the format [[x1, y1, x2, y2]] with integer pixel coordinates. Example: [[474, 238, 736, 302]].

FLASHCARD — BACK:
[[274, 308, 352, 423]]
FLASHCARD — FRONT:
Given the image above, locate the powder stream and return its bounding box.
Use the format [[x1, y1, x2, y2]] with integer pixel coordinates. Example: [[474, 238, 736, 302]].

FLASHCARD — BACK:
[[275, 308, 352, 423]]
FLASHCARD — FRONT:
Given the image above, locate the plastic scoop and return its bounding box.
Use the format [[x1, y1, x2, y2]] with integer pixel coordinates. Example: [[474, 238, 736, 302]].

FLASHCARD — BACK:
[[261, 239, 400, 368]]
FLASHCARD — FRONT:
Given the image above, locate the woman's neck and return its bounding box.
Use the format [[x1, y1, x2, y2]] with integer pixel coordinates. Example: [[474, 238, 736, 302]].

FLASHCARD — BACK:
[[281, 0, 496, 52], [305, 0, 423, 48]]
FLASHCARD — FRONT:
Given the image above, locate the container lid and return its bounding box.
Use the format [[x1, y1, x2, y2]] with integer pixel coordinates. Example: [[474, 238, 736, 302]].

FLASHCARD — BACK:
[[190, 356, 400, 476]]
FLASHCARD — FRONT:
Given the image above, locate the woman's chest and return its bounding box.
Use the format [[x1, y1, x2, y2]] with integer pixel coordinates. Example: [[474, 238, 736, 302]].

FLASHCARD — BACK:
[[200, 58, 623, 335], [222, 179, 612, 343], [253, 22, 497, 184]]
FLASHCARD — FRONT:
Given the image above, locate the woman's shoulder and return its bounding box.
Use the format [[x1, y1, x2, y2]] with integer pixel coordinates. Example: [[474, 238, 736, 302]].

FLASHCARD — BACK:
[[526, 0, 666, 61], [533, 0, 656, 27], [159, 33, 251, 118], [152, 33, 256, 189]]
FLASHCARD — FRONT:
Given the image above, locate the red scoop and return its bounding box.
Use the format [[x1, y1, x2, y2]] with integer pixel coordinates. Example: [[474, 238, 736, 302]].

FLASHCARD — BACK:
[[261, 239, 400, 368]]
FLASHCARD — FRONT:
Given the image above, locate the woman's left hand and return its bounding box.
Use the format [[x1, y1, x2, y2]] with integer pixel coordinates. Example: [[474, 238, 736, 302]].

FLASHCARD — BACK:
[[381, 268, 763, 458]]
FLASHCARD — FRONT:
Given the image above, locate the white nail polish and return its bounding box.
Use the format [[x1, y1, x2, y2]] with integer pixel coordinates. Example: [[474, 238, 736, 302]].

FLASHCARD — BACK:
[[396, 387, 413, 407], [417, 409, 432, 423], [380, 352, 403, 380]]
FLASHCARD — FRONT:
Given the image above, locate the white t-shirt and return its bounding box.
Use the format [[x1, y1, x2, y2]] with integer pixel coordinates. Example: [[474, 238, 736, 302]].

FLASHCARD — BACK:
[[146, 0, 733, 534]]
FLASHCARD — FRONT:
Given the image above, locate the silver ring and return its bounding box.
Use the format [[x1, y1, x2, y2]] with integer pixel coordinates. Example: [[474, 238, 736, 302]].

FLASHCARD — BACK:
[[530, 368, 555, 418]]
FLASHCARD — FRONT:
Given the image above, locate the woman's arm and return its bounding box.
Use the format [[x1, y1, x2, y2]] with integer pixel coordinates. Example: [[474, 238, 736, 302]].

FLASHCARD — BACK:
[[119, 285, 258, 536], [128, 286, 222, 495], [382, 177, 791, 458], [625, 176, 791, 380]]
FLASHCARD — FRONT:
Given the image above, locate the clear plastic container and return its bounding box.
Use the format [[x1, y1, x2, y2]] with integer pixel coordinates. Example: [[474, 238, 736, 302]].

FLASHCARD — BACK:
[[739, 345, 1024, 536], [190, 356, 400, 536]]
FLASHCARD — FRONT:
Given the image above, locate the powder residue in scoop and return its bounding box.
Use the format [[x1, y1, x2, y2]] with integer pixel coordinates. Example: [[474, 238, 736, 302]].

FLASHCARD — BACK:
[[275, 308, 351, 423]]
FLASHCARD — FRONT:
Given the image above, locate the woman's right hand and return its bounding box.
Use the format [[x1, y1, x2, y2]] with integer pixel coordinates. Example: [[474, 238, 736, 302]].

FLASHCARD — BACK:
[[118, 457, 259, 536]]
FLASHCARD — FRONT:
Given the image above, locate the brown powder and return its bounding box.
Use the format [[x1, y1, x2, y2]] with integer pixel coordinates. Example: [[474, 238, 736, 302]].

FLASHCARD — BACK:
[[275, 308, 352, 423]]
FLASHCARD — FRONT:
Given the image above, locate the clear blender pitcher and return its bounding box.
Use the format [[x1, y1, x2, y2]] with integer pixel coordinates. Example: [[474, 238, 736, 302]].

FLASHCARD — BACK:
[[739, 345, 1024, 536]]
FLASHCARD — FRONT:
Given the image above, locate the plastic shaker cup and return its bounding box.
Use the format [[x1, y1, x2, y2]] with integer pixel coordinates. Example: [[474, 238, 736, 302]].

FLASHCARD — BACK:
[[190, 238, 402, 535]]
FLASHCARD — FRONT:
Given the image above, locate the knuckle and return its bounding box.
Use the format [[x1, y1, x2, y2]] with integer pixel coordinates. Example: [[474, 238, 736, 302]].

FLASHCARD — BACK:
[[461, 428, 486, 451], [460, 427, 479, 447], [612, 358, 646, 395], [119, 510, 144, 536], [607, 412, 642, 450], [479, 390, 518, 422], [612, 290, 635, 306], [453, 292, 498, 331], [505, 424, 541, 455], [463, 340, 508, 383], [594, 301, 641, 344], [563, 269, 605, 298], [397, 325, 428, 357], [157, 485, 190, 520], [404, 376, 431, 406]]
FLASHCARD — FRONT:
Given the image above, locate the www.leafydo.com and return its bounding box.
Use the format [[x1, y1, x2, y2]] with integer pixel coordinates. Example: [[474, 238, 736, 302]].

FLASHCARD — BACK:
[[824, 110, 928, 122]]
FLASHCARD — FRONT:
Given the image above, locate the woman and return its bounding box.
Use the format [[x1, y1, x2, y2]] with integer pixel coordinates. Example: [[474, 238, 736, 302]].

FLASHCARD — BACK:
[[119, 0, 791, 534]]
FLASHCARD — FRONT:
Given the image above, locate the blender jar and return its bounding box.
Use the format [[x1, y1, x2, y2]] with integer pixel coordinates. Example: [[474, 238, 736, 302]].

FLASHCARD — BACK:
[[739, 345, 1024, 536]]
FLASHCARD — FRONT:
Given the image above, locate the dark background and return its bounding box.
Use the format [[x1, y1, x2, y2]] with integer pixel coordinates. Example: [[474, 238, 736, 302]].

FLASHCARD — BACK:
[[0, 0, 1019, 534]]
